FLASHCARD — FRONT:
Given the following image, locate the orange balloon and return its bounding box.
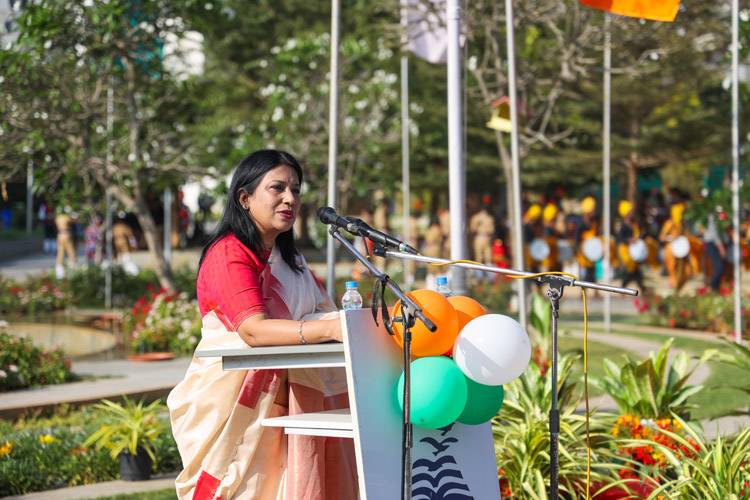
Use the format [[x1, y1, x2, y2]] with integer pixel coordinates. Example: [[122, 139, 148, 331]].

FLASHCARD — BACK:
[[448, 296, 488, 332], [391, 289, 459, 357], [444, 295, 487, 356]]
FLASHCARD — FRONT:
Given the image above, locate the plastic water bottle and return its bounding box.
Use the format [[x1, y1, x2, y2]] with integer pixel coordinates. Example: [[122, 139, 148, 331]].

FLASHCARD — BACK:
[[342, 281, 363, 310], [435, 276, 453, 297]]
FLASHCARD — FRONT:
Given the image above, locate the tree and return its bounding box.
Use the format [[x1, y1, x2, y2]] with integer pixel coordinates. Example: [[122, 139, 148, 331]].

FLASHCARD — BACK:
[[189, 0, 409, 214], [465, 0, 606, 231], [597, 2, 734, 203], [0, 0, 205, 291]]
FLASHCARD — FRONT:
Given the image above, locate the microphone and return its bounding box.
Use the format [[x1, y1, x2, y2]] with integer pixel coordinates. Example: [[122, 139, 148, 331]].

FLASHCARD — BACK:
[[317, 207, 359, 234], [316, 206, 419, 255]]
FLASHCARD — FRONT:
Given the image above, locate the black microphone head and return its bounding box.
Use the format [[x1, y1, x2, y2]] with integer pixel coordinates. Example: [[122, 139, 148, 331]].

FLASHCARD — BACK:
[[317, 206, 336, 223]]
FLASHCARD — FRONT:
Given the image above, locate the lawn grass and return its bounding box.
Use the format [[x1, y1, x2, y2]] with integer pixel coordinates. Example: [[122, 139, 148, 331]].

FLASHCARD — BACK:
[[93, 489, 177, 500], [557, 335, 626, 398], [558, 325, 750, 420]]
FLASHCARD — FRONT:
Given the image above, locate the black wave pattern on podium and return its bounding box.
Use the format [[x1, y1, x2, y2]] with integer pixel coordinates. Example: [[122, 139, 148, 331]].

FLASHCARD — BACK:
[[412, 423, 475, 500]]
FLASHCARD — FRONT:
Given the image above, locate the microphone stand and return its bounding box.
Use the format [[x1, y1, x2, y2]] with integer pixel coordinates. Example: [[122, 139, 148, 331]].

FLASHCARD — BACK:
[[378, 249, 637, 500], [327, 227, 436, 500]]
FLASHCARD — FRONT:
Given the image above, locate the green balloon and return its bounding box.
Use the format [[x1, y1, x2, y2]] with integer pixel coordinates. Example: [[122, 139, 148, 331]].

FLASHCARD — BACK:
[[456, 376, 504, 425], [397, 356, 468, 429]]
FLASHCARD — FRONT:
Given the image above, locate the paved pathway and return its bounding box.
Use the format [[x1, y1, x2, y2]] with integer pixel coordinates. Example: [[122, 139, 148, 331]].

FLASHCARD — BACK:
[[0, 358, 191, 418], [1, 474, 178, 500]]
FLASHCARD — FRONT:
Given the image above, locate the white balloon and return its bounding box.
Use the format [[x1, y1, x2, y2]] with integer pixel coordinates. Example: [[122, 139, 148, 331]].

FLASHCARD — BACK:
[[529, 238, 550, 261], [628, 239, 648, 263], [453, 314, 531, 386], [670, 236, 689, 259], [582, 237, 603, 262]]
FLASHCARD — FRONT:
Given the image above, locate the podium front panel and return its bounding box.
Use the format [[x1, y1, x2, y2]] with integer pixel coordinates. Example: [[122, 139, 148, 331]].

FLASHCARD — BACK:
[[341, 309, 501, 500]]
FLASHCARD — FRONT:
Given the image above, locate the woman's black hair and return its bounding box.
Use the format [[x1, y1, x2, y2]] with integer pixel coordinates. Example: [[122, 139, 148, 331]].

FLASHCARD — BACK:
[[199, 149, 304, 273]]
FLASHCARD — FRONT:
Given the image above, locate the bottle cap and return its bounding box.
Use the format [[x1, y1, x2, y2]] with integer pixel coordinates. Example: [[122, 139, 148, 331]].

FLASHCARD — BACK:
[[345, 281, 357, 289], [436, 277, 448, 285]]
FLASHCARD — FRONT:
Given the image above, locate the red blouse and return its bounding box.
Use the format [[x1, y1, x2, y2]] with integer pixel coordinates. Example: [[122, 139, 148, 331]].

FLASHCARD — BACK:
[[197, 233, 272, 330]]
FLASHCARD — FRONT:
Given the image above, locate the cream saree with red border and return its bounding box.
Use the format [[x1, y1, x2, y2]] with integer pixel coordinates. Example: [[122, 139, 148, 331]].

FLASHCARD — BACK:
[[168, 247, 357, 500]]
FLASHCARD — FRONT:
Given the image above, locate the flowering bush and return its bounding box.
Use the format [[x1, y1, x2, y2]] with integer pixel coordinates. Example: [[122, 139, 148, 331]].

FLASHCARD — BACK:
[[0, 274, 72, 316], [124, 286, 201, 355], [640, 417, 750, 498], [612, 414, 698, 480], [0, 405, 180, 496], [638, 290, 750, 335], [0, 267, 198, 315], [467, 279, 513, 314], [0, 321, 75, 392]]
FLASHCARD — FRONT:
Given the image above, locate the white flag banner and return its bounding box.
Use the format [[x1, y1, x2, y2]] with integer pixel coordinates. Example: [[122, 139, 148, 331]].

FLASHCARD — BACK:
[[401, 0, 448, 64]]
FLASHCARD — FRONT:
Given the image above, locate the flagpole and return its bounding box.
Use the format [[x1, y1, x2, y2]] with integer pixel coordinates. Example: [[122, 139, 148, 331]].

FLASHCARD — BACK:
[[401, 57, 413, 290], [504, 0, 527, 329], [731, 0, 742, 342], [401, 0, 413, 291], [326, 0, 341, 298], [447, 0, 467, 295], [603, 13, 612, 333]]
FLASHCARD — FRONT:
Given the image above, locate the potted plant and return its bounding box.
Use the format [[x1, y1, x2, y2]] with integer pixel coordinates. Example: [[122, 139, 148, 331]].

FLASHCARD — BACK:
[[83, 396, 168, 481]]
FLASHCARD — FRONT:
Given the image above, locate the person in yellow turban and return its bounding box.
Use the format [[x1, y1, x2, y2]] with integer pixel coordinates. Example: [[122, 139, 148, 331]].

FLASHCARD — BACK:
[[659, 202, 692, 292], [616, 200, 647, 293], [523, 204, 543, 274], [575, 196, 600, 283], [541, 203, 561, 271]]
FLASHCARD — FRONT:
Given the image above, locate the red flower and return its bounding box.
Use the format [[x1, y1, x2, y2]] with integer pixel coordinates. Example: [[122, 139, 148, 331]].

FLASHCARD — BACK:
[[669, 318, 676, 327], [680, 310, 687, 318]]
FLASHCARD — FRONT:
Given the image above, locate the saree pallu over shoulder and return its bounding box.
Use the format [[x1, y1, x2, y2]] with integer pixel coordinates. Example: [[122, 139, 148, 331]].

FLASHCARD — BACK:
[[168, 247, 357, 500]]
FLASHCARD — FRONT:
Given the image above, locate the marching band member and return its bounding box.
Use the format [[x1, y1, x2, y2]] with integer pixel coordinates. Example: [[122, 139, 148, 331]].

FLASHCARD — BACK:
[[541, 203, 561, 271], [701, 213, 726, 293], [575, 196, 600, 283], [616, 200, 647, 293], [523, 204, 543, 274], [659, 202, 692, 293]]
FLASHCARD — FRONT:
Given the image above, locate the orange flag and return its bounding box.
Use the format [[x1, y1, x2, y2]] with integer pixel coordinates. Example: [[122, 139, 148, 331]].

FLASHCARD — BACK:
[[578, 0, 680, 22]]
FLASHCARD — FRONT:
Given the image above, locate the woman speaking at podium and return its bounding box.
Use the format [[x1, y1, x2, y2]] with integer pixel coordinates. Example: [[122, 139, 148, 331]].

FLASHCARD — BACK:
[[168, 150, 357, 500]]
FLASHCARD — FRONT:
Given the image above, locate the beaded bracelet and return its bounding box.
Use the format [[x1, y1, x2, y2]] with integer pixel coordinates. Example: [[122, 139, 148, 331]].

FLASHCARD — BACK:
[[298, 320, 307, 344]]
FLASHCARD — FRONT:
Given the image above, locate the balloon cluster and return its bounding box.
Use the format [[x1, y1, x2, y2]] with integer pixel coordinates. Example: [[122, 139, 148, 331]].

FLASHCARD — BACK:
[[391, 290, 531, 429]]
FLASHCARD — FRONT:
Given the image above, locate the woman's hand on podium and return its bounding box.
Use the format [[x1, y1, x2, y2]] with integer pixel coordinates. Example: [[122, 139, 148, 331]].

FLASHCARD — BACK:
[[237, 313, 343, 346]]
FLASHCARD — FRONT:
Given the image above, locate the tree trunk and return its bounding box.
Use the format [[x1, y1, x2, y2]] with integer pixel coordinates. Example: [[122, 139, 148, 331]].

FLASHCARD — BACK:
[[626, 156, 638, 205], [132, 185, 177, 293], [120, 59, 177, 293], [108, 180, 178, 293]]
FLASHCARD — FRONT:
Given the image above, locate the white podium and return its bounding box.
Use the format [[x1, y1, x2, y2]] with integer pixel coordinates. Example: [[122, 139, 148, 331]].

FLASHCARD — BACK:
[[197, 309, 501, 500]]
